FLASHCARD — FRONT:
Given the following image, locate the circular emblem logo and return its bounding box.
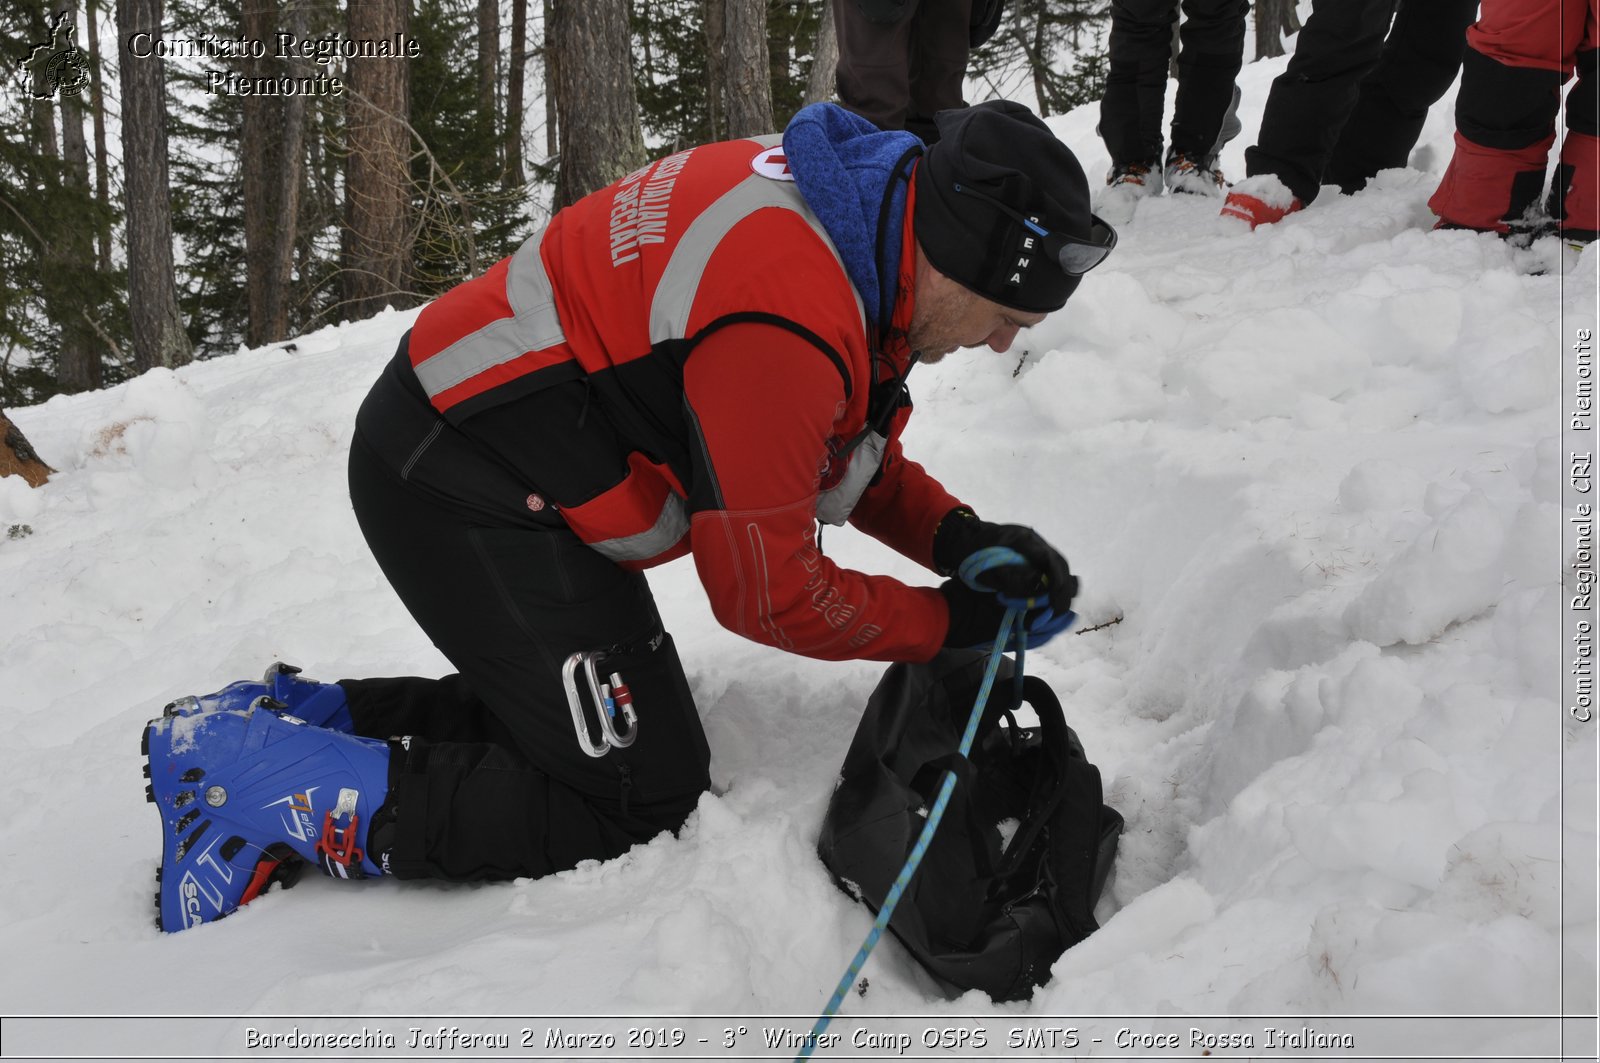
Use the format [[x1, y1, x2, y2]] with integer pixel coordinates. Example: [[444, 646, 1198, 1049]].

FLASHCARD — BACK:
[[751, 146, 795, 182], [47, 48, 89, 98], [525, 493, 546, 512]]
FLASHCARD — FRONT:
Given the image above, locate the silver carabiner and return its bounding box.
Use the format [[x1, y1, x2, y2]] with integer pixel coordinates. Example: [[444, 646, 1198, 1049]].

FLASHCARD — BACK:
[[561, 650, 639, 758]]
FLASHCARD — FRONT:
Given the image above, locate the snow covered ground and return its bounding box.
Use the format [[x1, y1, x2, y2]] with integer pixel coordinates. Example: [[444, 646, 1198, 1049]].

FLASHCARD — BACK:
[[2, 51, 1596, 1063]]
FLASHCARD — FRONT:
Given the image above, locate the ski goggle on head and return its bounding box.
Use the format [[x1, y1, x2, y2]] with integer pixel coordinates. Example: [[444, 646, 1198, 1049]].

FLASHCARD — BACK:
[[953, 182, 1117, 276]]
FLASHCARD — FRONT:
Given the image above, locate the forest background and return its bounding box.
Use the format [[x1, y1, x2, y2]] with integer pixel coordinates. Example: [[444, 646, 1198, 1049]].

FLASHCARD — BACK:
[[1, 0, 1304, 416]]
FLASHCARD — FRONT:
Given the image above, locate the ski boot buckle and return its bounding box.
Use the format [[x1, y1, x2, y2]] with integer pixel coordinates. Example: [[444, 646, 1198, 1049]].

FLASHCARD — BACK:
[[314, 787, 368, 879]]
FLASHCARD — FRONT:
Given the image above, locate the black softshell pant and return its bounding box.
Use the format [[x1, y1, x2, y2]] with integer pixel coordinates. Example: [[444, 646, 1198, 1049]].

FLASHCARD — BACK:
[[1246, 0, 1479, 203], [1099, 0, 1250, 166], [342, 351, 711, 882], [833, 0, 974, 143]]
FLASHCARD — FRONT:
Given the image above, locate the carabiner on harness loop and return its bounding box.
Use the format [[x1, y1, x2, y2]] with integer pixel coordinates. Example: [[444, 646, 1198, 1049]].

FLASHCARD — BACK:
[[561, 650, 640, 758]]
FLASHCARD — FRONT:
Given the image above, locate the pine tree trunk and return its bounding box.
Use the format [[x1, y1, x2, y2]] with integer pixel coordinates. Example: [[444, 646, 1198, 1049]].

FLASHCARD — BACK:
[[543, 0, 558, 156], [478, 0, 501, 170], [1254, 0, 1300, 59], [35, 91, 100, 395], [0, 410, 52, 488], [117, 0, 193, 371], [276, 2, 309, 335], [28, 5, 58, 162], [550, 0, 646, 209], [505, 0, 527, 187], [85, 0, 113, 272], [704, 0, 725, 141], [52, 0, 102, 391], [723, 0, 773, 137], [804, 0, 837, 106], [343, 0, 413, 320], [240, 0, 307, 346], [242, 0, 282, 346]]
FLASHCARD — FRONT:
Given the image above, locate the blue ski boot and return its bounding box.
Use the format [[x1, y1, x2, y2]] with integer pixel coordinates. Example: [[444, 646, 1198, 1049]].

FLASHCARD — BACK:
[[143, 704, 391, 932], [162, 662, 354, 732]]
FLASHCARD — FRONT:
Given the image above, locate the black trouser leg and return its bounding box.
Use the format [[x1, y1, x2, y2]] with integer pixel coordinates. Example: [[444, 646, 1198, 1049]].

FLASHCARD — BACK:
[[1169, 0, 1249, 160], [905, 0, 973, 143], [1245, 0, 1400, 202], [346, 436, 711, 882], [1101, 0, 1180, 166], [1324, 0, 1479, 193], [1568, 45, 1599, 142], [833, 0, 916, 131], [343, 673, 513, 746]]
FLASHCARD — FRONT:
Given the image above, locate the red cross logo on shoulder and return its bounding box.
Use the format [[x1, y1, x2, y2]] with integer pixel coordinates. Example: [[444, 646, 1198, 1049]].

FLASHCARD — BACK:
[[751, 146, 795, 182]]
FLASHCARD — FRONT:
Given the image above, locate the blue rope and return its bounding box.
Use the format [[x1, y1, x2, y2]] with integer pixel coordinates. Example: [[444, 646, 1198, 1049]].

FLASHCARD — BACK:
[[799, 547, 1034, 1059]]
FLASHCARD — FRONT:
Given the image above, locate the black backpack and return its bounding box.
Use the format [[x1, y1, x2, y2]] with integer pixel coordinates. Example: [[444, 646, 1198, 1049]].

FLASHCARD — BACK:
[[817, 650, 1122, 1002]]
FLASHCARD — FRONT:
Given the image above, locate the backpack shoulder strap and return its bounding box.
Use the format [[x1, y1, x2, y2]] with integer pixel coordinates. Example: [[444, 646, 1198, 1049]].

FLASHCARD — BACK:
[[990, 675, 1072, 878]]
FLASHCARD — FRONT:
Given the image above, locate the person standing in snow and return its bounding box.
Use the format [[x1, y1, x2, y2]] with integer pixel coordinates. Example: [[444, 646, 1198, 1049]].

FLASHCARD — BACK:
[[1096, 0, 1250, 210], [1428, 0, 1597, 243], [140, 101, 1116, 931], [1219, 0, 1479, 229], [831, 0, 1004, 144]]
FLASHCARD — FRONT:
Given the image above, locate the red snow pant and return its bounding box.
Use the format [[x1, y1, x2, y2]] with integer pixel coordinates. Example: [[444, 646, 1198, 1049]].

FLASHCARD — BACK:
[[1429, 0, 1600, 235]]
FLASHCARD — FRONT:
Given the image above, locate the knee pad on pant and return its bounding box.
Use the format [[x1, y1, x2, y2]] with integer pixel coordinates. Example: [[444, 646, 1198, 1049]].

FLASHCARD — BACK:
[[1430, 131, 1556, 231], [1551, 131, 1600, 232]]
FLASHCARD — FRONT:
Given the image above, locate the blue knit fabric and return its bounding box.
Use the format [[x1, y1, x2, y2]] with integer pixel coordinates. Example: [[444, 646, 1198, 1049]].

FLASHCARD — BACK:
[[783, 103, 922, 329]]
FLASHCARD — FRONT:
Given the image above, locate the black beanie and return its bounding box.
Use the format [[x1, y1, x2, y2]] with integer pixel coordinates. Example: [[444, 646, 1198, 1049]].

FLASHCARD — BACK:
[[913, 101, 1092, 313]]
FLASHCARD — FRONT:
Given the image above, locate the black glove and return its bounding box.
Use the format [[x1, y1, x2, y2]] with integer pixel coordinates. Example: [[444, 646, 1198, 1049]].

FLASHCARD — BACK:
[[939, 578, 1076, 651], [931, 508, 1078, 614]]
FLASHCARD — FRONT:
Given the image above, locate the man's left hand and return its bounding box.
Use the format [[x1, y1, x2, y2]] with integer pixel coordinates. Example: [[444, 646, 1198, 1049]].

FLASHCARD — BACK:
[[932, 508, 1078, 614]]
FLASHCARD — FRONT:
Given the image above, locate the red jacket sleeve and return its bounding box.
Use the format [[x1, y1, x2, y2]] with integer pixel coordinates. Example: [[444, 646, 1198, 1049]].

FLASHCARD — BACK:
[[682, 323, 948, 662], [845, 413, 964, 572]]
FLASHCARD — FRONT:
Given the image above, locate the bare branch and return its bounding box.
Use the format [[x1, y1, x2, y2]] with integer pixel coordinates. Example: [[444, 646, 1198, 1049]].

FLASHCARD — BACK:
[[1075, 614, 1125, 636], [342, 82, 480, 277]]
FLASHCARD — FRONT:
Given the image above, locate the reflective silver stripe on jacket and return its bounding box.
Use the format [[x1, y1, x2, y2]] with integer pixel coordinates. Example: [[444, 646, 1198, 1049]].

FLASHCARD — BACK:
[[648, 154, 865, 344], [413, 229, 566, 401], [587, 494, 691, 563], [645, 143, 875, 526], [815, 430, 888, 527]]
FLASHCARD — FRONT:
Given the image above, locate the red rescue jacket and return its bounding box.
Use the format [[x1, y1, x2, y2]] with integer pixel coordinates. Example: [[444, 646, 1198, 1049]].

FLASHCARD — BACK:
[[403, 135, 961, 662]]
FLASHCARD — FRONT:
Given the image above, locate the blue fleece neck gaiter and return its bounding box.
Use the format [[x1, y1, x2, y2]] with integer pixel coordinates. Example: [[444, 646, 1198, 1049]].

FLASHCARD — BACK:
[[783, 104, 923, 331]]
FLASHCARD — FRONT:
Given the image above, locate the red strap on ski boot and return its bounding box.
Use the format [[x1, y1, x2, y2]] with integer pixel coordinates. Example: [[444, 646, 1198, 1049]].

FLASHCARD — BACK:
[[314, 789, 368, 879], [239, 846, 304, 905]]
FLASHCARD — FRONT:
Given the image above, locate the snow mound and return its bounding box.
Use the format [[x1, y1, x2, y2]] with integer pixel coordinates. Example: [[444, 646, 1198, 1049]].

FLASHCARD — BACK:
[[0, 54, 1592, 1056]]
